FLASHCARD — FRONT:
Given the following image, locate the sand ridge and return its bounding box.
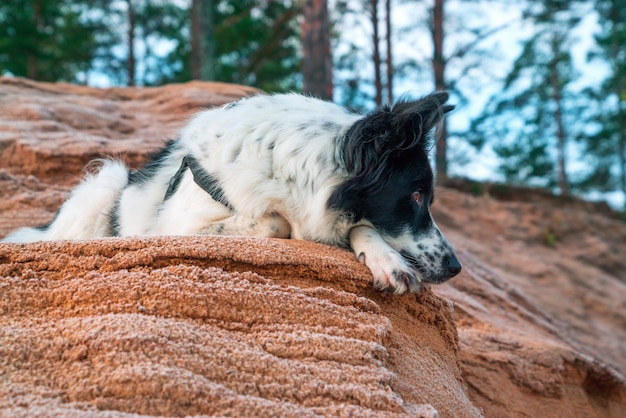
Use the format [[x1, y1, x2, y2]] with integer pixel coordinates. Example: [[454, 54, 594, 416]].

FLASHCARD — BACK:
[[0, 237, 475, 417]]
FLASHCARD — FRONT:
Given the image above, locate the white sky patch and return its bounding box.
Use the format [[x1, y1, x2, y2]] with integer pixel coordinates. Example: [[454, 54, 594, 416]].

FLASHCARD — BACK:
[[569, 9, 611, 93]]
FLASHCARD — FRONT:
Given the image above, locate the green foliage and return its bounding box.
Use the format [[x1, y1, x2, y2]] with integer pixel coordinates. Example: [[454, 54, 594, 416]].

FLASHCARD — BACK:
[[575, 0, 626, 208], [543, 229, 557, 248], [0, 0, 118, 83], [493, 132, 555, 187], [212, 0, 301, 92], [0, 0, 301, 91], [467, 0, 626, 208], [102, 0, 302, 90]]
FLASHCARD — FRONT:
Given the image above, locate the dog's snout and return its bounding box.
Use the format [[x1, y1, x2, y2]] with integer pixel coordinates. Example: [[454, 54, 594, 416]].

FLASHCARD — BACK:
[[446, 253, 462, 277]]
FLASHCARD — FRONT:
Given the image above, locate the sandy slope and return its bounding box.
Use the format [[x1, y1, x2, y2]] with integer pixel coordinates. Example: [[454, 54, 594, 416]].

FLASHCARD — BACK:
[[1, 77, 625, 417]]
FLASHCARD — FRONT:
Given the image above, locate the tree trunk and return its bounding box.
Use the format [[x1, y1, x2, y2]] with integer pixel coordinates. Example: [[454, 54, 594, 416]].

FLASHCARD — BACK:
[[385, 0, 393, 104], [190, 0, 202, 80], [191, 0, 215, 81], [432, 0, 447, 178], [609, 0, 626, 209], [27, 0, 42, 80], [202, 0, 215, 80], [126, 0, 136, 86], [549, 34, 570, 196], [618, 108, 625, 210], [371, 0, 382, 106], [618, 82, 626, 211], [301, 0, 333, 100], [553, 90, 569, 196]]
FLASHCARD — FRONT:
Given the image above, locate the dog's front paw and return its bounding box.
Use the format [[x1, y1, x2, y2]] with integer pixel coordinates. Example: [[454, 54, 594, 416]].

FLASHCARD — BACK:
[[356, 250, 421, 294]]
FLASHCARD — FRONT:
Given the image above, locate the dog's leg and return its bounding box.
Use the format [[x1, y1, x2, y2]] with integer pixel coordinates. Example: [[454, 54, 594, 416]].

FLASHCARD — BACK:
[[349, 225, 421, 294], [199, 212, 291, 239]]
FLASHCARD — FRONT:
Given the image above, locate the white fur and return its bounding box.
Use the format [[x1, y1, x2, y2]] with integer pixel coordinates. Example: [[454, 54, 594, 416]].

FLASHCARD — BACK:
[[3, 161, 128, 242]]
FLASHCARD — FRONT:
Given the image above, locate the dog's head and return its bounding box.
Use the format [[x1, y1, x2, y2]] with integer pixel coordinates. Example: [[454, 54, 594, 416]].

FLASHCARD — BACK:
[[329, 92, 461, 284]]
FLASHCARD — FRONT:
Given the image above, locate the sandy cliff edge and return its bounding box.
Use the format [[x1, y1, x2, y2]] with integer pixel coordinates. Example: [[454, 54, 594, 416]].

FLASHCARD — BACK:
[[1, 77, 626, 417]]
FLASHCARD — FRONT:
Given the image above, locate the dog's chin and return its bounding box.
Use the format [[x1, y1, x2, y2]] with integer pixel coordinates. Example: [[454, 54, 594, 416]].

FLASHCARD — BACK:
[[407, 263, 456, 285], [419, 275, 453, 285]]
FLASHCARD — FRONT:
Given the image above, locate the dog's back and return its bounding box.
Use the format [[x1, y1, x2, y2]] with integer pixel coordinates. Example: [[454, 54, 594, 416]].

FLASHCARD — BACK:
[[3, 94, 360, 243]]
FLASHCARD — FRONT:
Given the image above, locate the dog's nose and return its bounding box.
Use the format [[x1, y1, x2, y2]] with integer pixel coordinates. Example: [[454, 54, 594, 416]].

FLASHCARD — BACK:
[[446, 253, 462, 277]]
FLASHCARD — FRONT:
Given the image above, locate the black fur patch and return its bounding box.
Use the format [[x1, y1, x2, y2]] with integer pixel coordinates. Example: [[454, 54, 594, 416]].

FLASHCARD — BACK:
[[316, 153, 328, 167], [330, 161, 434, 237], [164, 155, 233, 210], [163, 156, 189, 200], [230, 143, 242, 162], [109, 198, 122, 236], [129, 140, 177, 185], [322, 121, 339, 131]]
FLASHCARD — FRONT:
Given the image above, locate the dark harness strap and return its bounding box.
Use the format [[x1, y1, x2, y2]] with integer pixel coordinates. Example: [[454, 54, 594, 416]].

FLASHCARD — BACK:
[[164, 155, 232, 209]]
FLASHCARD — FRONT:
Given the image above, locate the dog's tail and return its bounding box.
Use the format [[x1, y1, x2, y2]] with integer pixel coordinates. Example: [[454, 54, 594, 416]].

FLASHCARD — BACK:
[[2, 161, 129, 243]]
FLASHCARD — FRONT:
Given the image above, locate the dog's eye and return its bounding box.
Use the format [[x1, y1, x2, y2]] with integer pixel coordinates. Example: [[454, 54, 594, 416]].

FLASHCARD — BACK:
[[412, 191, 421, 203]]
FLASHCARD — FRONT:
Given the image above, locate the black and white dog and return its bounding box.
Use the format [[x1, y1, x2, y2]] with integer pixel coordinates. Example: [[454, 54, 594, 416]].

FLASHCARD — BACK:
[[3, 92, 461, 293]]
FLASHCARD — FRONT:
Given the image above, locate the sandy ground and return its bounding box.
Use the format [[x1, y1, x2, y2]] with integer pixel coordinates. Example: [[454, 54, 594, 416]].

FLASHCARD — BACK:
[[1, 77, 625, 417]]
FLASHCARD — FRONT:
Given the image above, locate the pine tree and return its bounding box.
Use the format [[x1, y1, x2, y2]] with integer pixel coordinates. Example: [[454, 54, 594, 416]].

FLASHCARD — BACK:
[[369, 0, 383, 106], [579, 0, 626, 208], [0, 0, 300, 91], [125, 0, 136, 86], [333, 0, 394, 109], [469, 0, 584, 193]]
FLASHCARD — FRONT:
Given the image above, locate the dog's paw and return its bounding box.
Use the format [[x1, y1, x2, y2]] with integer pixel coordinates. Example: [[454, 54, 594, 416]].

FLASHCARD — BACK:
[[357, 250, 421, 294]]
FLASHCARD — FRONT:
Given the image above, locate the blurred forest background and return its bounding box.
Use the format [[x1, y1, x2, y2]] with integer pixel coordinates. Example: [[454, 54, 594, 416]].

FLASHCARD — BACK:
[[0, 0, 624, 211]]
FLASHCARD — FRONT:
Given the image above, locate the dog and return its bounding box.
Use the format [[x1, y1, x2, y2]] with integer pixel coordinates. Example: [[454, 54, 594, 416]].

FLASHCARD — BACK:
[[2, 92, 461, 293]]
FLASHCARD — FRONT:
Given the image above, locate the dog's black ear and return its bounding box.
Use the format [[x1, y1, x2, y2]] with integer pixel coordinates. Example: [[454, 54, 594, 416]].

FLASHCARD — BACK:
[[338, 93, 453, 192], [391, 91, 454, 146]]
